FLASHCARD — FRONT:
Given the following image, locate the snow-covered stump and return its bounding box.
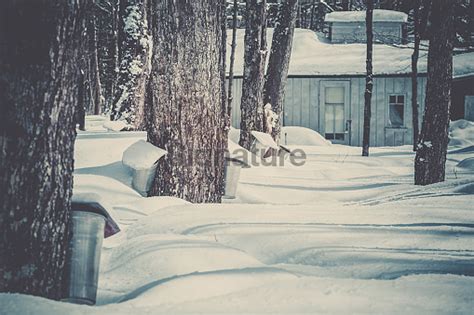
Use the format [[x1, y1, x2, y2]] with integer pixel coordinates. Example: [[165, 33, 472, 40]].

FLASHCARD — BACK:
[[122, 140, 167, 196], [63, 196, 120, 305]]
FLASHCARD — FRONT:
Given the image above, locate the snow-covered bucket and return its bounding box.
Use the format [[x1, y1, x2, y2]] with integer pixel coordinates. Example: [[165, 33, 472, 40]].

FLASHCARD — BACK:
[[251, 131, 279, 157], [122, 140, 167, 196], [223, 157, 249, 199], [63, 197, 120, 305], [132, 163, 159, 196]]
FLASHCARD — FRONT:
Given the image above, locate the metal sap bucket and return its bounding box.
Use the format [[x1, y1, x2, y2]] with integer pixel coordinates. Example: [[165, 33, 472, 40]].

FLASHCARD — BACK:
[[63, 210, 105, 305], [131, 162, 158, 197], [223, 157, 249, 199], [63, 199, 120, 305]]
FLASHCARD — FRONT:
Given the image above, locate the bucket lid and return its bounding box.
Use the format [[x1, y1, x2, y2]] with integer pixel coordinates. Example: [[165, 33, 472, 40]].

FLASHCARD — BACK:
[[225, 156, 251, 168], [71, 198, 121, 238]]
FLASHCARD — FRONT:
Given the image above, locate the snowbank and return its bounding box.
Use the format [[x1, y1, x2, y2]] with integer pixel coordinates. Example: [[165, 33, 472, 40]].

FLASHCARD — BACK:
[[81, 115, 108, 132], [228, 126, 331, 147], [449, 119, 474, 147], [456, 157, 474, 172], [281, 126, 331, 146], [2, 274, 473, 314], [103, 120, 128, 132], [5, 126, 470, 314], [75, 131, 145, 169], [114, 196, 190, 220], [74, 174, 141, 205]]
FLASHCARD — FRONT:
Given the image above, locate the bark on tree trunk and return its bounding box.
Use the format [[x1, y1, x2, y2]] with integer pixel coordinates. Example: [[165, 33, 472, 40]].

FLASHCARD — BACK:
[[264, 0, 298, 143], [362, 0, 374, 157], [88, 13, 103, 116], [147, 1, 227, 203], [310, 1, 316, 30], [239, 0, 267, 150], [411, 0, 421, 151], [341, 0, 351, 11], [470, 0, 474, 49], [111, 0, 152, 129], [96, 0, 120, 114], [419, 0, 432, 40], [0, 0, 88, 299], [414, 0, 454, 186], [296, 2, 301, 28], [227, 0, 239, 130]]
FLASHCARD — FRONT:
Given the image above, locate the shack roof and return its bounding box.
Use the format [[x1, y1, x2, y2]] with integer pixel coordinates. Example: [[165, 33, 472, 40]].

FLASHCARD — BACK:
[[227, 28, 474, 79], [325, 9, 408, 23]]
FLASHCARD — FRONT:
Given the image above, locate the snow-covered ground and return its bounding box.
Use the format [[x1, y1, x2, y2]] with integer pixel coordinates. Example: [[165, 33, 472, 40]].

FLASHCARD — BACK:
[[2, 119, 473, 314]]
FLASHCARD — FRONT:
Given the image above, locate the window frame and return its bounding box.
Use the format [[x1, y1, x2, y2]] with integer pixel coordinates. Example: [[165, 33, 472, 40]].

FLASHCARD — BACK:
[[387, 93, 406, 128], [319, 81, 350, 145]]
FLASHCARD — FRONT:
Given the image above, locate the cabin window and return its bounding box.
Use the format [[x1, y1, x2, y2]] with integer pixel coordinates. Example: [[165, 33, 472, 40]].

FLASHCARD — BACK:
[[388, 95, 405, 127], [325, 87, 345, 140]]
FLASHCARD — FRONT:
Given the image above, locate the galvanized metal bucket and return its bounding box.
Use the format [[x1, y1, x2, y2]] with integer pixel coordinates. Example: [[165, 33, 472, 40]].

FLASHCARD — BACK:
[[62, 211, 105, 305], [223, 157, 248, 199], [132, 162, 158, 196]]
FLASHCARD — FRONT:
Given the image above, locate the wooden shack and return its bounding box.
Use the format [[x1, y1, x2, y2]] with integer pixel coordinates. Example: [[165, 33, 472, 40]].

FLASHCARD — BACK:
[[325, 9, 408, 44], [228, 28, 474, 147]]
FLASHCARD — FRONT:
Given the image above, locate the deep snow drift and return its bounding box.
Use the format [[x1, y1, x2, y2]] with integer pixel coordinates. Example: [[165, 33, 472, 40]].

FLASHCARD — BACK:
[[1, 120, 473, 314]]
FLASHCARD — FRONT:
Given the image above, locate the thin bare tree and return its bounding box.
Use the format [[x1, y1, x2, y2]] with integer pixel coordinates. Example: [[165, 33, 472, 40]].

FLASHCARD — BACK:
[[362, 0, 374, 157]]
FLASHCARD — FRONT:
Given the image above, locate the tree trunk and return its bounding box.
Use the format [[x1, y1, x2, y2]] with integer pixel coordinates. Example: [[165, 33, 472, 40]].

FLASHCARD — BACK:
[[96, 0, 120, 114], [341, 0, 351, 10], [227, 0, 239, 130], [419, 0, 432, 40], [411, 0, 421, 151], [264, 0, 298, 143], [0, 0, 88, 299], [362, 0, 374, 157], [89, 13, 103, 116], [296, 2, 301, 28], [147, 1, 227, 203], [470, 0, 474, 49], [239, 0, 267, 150], [415, 0, 454, 186], [111, 0, 152, 129], [310, 1, 316, 30]]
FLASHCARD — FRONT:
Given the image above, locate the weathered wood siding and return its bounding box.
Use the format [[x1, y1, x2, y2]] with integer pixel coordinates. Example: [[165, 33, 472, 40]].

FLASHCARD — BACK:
[[230, 76, 428, 147]]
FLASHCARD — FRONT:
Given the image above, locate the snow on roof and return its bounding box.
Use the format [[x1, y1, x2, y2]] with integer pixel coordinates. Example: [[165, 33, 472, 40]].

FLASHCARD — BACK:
[[325, 9, 408, 23], [227, 28, 474, 78]]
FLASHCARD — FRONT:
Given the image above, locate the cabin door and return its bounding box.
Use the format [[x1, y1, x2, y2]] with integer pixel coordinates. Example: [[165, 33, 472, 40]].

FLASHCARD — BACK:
[[320, 81, 351, 145]]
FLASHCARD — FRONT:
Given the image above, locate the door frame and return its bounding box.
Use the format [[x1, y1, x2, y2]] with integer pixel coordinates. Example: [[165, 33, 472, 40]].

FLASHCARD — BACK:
[[319, 80, 351, 145]]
